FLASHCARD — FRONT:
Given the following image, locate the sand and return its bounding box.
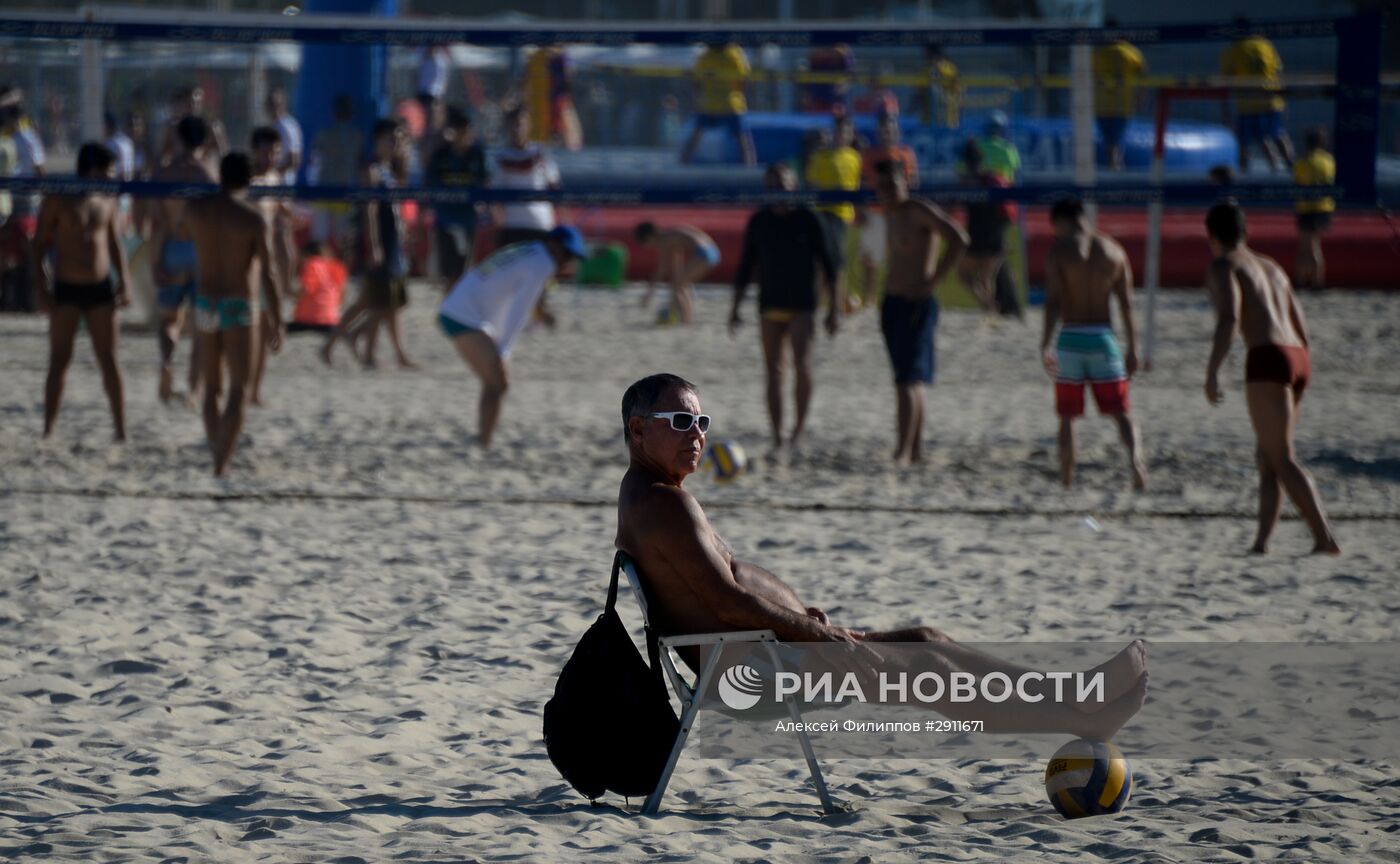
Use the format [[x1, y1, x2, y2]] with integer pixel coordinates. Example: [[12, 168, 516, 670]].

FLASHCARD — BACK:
[[2, 284, 1398, 862]]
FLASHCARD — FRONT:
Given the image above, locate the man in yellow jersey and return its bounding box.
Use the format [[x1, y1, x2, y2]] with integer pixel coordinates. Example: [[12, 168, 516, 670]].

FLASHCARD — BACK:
[[1292, 128, 1334, 290], [681, 42, 756, 166], [1093, 21, 1146, 171], [805, 114, 862, 312], [1221, 19, 1294, 172], [919, 45, 961, 130]]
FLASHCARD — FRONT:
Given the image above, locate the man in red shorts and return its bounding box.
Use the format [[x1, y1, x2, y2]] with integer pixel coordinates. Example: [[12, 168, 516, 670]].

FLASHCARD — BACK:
[[1041, 198, 1147, 491], [1204, 200, 1340, 555]]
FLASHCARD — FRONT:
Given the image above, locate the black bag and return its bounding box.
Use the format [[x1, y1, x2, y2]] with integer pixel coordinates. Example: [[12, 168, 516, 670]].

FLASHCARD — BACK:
[[543, 552, 681, 803]]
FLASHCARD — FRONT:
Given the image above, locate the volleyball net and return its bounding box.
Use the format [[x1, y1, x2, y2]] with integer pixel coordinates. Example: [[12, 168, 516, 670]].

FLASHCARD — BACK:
[[0, 9, 1389, 346]]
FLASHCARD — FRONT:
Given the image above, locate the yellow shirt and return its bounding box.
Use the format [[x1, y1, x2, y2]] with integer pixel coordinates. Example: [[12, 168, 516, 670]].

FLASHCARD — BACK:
[[1221, 36, 1285, 115], [1093, 41, 1145, 118], [694, 45, 749, 115], [805, 146, 862, 224], [927, 59, 961, 129], [1293, 149, 1335, 214]]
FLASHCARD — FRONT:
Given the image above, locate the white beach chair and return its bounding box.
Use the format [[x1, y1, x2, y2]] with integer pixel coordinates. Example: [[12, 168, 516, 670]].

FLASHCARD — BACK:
[[617, 552, 844, 815]]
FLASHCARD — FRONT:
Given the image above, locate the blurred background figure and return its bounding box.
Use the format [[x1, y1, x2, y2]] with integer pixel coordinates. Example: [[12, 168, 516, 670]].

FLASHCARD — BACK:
[[426, 106, 488, 287], [802, 43, 854, 115], [417, 46, 450, 117], [525, 44, 582, 151], [1, 89, 44, 312], [681, 41, 755, 166], [158, 85, 226, 165], [265, 86, 303, 184], [1293, 127, 1335, 291], [1222, 18, 1294, 172], [493, 106, 561, 250], [1093, 21, 1146, 171], [309, 93, 363, 259], [805, 114, 861, 314], [917, 45, 961, 130]]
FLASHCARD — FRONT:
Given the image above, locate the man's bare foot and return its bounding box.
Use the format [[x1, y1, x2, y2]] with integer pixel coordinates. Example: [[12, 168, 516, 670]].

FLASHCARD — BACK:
[[1130, 459, 1147, 491], [397, 358, 419, 370], [1312, 537, 1342, 555], [249, 394, 264, 408], [158, 367, 174, 402], [1248, 541, 1268, 554], [1074, 673, 1148, 741], [1080, 640, 1147, 713], [319, 342, 335, 367]]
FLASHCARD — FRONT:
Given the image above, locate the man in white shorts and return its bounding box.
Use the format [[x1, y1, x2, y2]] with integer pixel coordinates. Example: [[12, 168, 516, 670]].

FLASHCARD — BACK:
[[438, 225, 585, 447]]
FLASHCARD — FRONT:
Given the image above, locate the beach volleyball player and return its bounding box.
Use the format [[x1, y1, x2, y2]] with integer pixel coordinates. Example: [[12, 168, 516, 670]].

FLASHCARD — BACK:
[[1203, 201, 1340, 555], [438, 226, 585, 447], [1041, 198, 1147, 491], [874, 159, 968, 466]]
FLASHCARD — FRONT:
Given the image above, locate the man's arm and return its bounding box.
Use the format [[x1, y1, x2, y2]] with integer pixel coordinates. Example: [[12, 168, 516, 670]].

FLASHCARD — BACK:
[[730, 213, 759, 330], [1204, 260, 1239, 404], [1041, 246, 1062, 376], [1113, 244, 1139, 376], [108, 205, 132, 307], [643, 488, 845, 643], [1287, 287, 1309, 348], [912, 197, 968, 288], [256, 217, 284, 338], [31, 197, 56, 310], [363, 165, 383, 267]]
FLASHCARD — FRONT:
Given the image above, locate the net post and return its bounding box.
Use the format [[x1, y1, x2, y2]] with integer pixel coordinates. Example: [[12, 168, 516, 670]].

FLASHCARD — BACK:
[[1143, 89, 1172, 372], [1070, 43, 1095, 223], [78, 4, 104, 142]]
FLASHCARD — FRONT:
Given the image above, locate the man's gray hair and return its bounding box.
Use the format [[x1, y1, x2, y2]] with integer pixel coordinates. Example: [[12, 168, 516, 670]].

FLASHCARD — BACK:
[[621, 373, 697, 442]]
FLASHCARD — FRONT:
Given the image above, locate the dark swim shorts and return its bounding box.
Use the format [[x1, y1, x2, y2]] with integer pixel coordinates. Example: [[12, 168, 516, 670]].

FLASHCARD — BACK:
[[881, 294, 939, 384]]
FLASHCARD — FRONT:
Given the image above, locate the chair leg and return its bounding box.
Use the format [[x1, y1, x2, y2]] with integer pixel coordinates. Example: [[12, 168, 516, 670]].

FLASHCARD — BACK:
[[762, 641, 841, 814], [642, 647, 723, 815]]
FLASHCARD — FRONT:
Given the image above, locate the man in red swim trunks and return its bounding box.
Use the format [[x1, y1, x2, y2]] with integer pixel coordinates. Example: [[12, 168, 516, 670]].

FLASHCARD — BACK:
[[1203, 201, 1340, 555]]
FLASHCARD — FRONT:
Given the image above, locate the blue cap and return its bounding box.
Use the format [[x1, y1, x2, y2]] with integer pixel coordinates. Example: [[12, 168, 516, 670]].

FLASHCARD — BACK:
[[547, 225, 587, 259], [985, 111, 1009, 133]]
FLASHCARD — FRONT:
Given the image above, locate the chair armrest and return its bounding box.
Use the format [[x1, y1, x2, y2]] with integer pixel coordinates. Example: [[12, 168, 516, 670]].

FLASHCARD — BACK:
[[660, 629, 778, 648]]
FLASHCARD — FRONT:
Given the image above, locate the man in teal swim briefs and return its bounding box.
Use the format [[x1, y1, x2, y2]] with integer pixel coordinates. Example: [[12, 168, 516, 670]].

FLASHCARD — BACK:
[[188, 152, 284, 476], [1040, 197, 1147, 490]]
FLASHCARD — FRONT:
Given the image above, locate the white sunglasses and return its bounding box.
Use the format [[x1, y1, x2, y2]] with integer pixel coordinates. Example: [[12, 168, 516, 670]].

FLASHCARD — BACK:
[[649, 411, 711, 433]]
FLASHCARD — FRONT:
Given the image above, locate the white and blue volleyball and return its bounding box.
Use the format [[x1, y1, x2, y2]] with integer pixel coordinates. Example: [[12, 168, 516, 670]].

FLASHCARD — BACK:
[[704, 440, 747, 483], [1044, 739, 1133, 819]]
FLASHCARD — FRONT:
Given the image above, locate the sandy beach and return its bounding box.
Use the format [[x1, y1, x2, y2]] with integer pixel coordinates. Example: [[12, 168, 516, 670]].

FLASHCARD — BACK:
[[2, 284, 1398, 861]]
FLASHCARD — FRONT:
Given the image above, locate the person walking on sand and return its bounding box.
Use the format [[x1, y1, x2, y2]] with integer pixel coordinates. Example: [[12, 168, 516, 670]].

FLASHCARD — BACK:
[[187, 152, 285, 476], [1203, 200, 1339, 555], [1041, 197, 1147, 491], [33, 142, 131, 441]]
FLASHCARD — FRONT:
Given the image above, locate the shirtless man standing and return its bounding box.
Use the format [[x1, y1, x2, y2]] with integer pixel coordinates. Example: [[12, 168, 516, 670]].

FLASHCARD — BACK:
[[874, 159, 968, 466], [614, 373, 1147, 737], [1204, 201, 1340, 555], [1041, 198, 1147, 490], [249, 126, 295, 406], [634, 221, 720, 326], [150, 116, 216, 402], [33, 142, 131, 440], [187, 153, 284, 476]]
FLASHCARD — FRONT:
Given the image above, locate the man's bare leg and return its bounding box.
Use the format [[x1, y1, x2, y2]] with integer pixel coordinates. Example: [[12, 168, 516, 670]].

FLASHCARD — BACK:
[[321, 295, 367, 366], [862, 629, 1148, 738], [452, 330, 509, 448], [894, 383, 914, 463], [1111, 412, 1147, 490], [360, 311, 383, 368], [199, 331, 223, 451], [910, 385, 925, 463], [1058, 416, 1075, 488], [387, 308, 417, 369], [249, 321, 269, 407], [1250, 445, 1283, 554], [759, 317, 788, 451], [85, 304, 126, 441], [789, 312, 816, 448], [213, 324, 255, 477], [1245, 381, 1340, 554], [43, 305, 82, 438], [157, 308, 182, 401]]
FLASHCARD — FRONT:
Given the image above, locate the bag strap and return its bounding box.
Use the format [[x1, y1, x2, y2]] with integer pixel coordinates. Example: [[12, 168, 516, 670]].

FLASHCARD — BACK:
[[610, 551, 668, 692], [607, 550, 622, 611]]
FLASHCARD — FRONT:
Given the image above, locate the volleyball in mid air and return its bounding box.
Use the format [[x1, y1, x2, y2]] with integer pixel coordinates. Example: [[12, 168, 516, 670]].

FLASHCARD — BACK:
[[1044, 738, 1133, 819], [704, 440, 747, 483]]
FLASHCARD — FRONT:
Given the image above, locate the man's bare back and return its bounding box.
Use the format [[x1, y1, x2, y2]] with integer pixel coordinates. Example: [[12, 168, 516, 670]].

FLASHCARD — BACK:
[[1209, 247, 1307, 350], [189, 195, 270, 300], [40, 195, 118, 284], [153, 155, 215, 245], [1046, 231, 1128, 326]]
